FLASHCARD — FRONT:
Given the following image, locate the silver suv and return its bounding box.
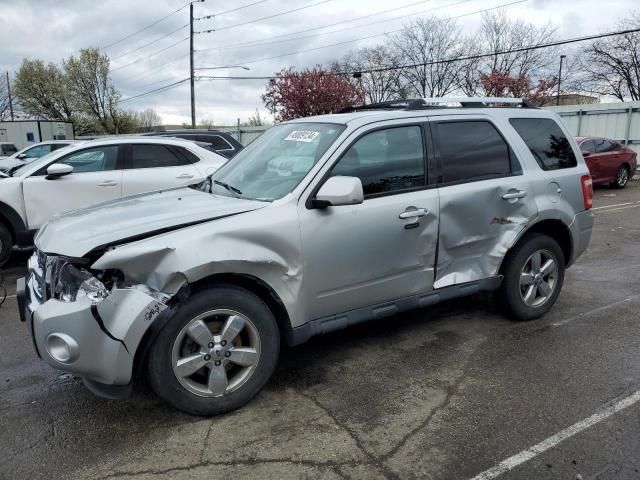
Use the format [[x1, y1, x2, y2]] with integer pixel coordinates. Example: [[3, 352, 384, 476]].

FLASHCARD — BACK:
[[18, 98, 594, 415]]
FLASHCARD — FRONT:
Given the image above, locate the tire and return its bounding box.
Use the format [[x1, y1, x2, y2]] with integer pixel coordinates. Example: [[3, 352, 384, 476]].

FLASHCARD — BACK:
[[496, 233, 565, 321], [147, 285, 280, 416], [613, 165, 630, 189], [0, 223, 12, 267]]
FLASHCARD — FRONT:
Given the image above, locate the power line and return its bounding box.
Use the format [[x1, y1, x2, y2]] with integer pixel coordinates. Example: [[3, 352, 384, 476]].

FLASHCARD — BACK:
[[118, 78, 190, 104], [193, 27, 640, 81], [199, 0, 527, 67], [195, 0, 333, 34], [197, 0, 434, 52], [102, 1, 191, 50], [348, 26, 640, 75], [111, 23, 189, 65], [195, 0, 272, 20], [112, 36, 189, 72], [198, 0, 475, 53]]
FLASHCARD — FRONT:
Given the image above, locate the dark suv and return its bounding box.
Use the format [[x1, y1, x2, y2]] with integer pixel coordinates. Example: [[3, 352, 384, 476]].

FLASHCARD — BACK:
[[142, 130, 243, 158]]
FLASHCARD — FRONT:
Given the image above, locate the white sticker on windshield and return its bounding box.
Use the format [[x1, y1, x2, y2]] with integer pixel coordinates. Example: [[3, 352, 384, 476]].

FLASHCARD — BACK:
[[284, 130, 320, 143]]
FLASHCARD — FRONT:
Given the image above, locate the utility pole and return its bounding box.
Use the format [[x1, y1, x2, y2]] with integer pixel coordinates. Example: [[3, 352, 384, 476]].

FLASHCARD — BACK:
[[556, 55, 566, 106], [6, 72, 14, 121], [190, 3, 196, 128]]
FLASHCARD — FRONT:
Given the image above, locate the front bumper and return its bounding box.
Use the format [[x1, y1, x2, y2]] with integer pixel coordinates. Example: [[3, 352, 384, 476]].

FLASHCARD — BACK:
[[21, 253, 168, 386]]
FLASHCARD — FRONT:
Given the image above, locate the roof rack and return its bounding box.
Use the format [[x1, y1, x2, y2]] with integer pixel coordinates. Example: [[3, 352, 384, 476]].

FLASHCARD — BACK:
[[339, 96, 536, 113]]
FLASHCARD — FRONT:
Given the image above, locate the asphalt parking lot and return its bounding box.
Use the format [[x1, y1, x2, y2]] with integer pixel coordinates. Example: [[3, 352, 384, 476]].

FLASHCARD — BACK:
[[1, 183, 640, 480]]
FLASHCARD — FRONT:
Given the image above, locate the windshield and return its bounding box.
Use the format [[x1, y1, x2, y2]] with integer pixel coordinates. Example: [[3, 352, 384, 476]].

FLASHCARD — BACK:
[[210, 123, 345, 201]]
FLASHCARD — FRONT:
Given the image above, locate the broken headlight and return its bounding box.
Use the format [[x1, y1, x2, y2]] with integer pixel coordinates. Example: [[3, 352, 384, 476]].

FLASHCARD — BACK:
[[53, 263, 109, 303]]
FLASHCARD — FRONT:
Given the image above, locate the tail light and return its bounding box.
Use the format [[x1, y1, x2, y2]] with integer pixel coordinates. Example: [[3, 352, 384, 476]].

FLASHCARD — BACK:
[[581, 174, 593, 210]]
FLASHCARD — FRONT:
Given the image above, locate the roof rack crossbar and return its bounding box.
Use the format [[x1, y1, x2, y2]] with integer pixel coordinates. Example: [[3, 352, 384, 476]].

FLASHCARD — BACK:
[[339, 96, 536, 113], [422, 96, 526, 105]]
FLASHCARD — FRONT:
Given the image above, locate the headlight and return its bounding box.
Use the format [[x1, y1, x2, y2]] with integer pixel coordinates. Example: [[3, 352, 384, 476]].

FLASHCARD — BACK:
[[53, 263, 109, 303]]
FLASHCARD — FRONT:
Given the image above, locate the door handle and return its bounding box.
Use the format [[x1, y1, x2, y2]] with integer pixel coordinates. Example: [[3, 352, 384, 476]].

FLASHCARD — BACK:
[[501, 190, 527, 200], [399, 208, 428, 219], [97, 181, 118, 187], [176, 173, 194, 179]]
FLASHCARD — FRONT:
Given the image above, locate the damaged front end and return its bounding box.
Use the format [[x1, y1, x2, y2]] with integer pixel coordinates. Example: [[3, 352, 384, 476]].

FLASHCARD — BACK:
[[25, 249, 170, 388]]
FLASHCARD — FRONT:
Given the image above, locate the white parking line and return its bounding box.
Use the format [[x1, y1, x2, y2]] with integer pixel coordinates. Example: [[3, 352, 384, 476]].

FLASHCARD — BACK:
[[469, 389, 640, 480], [594, 204, 640, 214], [552, 293, 640, 327], [592, 202, 634, 210]]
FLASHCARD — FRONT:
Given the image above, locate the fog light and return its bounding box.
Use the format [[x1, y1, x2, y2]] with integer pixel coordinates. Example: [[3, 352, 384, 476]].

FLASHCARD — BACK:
[[45, 333, 79, 363]]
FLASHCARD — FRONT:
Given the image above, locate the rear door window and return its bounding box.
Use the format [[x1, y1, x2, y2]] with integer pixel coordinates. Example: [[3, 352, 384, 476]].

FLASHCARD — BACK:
[[434, 121, 514, 184], [580, 140, 596, 153], [128, 144, 190, 169], [509, 118, 577, 170]]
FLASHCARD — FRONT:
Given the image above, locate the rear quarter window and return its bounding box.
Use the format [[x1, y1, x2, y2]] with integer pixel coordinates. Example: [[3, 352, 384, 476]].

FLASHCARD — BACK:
[[509, 118, 577, 170]]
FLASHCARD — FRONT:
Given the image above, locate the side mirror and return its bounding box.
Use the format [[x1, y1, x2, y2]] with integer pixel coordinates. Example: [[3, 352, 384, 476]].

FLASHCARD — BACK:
[[17, 153, 27, 160], [581, 150, 592, 158], [46, 163, 73, 180], [312, 176, 364, 208]]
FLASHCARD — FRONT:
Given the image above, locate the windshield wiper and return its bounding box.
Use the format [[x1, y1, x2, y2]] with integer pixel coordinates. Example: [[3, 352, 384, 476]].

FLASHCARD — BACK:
[[214, 179, 242, 195]]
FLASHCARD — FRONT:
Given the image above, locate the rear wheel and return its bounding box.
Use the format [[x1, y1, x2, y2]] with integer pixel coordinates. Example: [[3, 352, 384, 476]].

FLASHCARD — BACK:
[[147, 285, 280, 416], [496, 233, 565, 321], [0, 224, 12, 267], [613, 165, 629, 188]]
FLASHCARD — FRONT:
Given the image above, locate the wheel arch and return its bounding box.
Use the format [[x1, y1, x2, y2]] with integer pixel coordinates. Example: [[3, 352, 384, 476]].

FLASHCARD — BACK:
[[0, 200, 27, 244], [501, 219, 573, 272], [132, 272, 293, 381]]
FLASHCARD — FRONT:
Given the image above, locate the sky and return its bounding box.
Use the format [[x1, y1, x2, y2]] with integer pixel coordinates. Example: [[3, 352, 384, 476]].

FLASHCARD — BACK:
[[0, 0, 636, 125]]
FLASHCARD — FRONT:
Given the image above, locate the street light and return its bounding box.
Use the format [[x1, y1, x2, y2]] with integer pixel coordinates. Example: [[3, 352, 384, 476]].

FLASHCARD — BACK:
[[196, 65, 251, 71], [556, 55, 566, 106]]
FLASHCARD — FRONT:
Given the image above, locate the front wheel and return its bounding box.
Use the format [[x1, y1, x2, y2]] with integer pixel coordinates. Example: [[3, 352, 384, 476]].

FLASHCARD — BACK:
[[147, 285, 280, 416], [613, 165, 630, 189], [496, 233, 565, 321]]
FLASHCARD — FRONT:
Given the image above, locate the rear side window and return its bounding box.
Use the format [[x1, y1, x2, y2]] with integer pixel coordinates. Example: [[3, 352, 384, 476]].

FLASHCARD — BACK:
[[128, 144, 190, 169], [435, 121, 513, 183], [595, 139, 618, 153], [509, 118, 577, 170], [174, 146, 200, 164], [198, 135, 234, 151]]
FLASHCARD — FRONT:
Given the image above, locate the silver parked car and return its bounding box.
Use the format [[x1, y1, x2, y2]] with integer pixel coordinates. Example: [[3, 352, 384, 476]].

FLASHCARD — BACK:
[[18, 97, 594, 415]]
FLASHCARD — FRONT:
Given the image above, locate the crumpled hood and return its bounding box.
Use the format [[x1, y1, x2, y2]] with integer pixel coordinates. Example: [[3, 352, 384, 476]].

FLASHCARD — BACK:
[[36, 187, 267, 257]]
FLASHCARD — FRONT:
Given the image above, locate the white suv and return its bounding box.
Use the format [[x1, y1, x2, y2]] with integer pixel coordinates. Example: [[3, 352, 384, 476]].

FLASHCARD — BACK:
[[0, 137, 226, 264]]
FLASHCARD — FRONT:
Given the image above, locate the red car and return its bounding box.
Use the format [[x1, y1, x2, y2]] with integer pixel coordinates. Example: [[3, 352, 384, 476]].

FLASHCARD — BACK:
[[576, 136, 637, 188]]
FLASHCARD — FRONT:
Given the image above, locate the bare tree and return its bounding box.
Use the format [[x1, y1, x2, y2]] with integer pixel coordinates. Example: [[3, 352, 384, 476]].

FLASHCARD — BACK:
[[579, 13, 640, 100], [137, 108, 162, 130], [337, 46, 405, 103], [390, 17, 467, 98], [64, 48, 120, 132], [479, 10, 558, 79], [455, 37, 484, 96]]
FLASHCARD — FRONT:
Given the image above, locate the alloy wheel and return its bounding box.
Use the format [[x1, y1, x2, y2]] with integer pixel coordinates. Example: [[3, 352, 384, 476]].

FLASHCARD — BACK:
[[519, 249, 558, 308], [171, 309, 261, 397], [616, 167, 629, 187]]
